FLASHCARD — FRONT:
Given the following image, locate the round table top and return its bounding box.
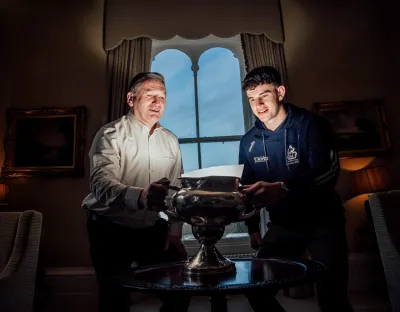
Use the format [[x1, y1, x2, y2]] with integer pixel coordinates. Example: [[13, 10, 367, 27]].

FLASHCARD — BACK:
[[117, 258, 312, 295]]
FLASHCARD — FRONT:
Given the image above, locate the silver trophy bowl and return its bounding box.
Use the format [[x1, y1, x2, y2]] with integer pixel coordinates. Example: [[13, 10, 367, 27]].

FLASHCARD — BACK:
[[165, 176, 262, 276]]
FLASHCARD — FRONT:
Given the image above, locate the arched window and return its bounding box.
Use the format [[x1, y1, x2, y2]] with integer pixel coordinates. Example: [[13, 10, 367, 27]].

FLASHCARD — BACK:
[[197, 47, 245, 169], [151, 46, 246, 173], [198, 47, 244, 138], [151, 36, 252, 252], [151, 49, 196, 139]]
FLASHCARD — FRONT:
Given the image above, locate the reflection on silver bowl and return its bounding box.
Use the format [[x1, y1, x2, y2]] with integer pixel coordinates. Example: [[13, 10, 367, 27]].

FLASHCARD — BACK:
[[165, 176, 262, 276]]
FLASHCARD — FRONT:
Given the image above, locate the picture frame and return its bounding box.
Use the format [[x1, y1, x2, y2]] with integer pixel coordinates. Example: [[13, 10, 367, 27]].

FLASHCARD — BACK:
[[313, 99, 390, 158], [1, 106, 86, 178]]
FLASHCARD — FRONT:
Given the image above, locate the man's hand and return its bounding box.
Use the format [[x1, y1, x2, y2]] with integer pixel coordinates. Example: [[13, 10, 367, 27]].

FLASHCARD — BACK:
[[164, 235, 187, 260], [241, 181, 286, 207], [139, 177, 170, 212], [250, 232, 262, 250]]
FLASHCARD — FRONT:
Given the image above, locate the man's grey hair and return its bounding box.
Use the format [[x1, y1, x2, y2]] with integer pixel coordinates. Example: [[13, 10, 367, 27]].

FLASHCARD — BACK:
[[128, 72, 165, 97]]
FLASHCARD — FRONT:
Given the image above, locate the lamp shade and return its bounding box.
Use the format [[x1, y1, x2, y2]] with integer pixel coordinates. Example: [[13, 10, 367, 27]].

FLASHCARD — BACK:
[[351, 166, 391, 197], [0, 183, 8, 203]]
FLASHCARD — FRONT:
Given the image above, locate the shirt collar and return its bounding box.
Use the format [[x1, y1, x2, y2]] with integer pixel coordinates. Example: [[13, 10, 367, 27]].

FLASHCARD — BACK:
[[127, 111, 162, 134]]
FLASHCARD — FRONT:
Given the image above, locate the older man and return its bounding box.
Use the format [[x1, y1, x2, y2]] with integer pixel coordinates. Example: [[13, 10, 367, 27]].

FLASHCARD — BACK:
[[82, 72, 189, 312]]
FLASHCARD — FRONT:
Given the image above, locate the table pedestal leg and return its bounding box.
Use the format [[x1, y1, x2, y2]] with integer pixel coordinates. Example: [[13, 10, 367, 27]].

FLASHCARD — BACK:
[[209, 295, 228, 312], [246, 294, 286, 312]]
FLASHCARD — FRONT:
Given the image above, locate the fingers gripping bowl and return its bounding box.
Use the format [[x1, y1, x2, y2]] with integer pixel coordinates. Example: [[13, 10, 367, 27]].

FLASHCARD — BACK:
[[165, 176, 263, 276]]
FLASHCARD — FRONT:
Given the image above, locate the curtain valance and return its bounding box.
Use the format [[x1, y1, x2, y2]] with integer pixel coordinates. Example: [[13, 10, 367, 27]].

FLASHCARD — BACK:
[[104, 0, 284, 51]]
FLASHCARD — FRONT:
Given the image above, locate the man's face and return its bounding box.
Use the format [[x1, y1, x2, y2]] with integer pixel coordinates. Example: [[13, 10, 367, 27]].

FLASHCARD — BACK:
[[127, 79, 166, 128], [246, 83, 285, 125]]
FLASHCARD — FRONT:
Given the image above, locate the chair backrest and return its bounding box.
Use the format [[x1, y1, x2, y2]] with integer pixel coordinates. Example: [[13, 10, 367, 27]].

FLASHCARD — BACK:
[[0, 212, 22, 271], [368, 191, 400, 312], [0, 210, 43, 312]]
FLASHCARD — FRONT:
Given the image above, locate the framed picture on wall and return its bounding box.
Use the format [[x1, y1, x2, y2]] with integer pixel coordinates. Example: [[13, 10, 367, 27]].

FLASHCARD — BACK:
[[313, 99, 390, 158], [1, 106, 86, 178]]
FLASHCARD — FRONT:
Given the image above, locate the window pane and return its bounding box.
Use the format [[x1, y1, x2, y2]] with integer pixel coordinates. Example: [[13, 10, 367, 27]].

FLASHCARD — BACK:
[[200, 140, 247, 237], [200, 141, 240, 168], [176, 142, 199, 241], [180, 143, 199, 173], [224, 222, 248, 237], [198, 48, 245, 137], [182, 223, 195, 240], [151, 49, 196, 139], [182, 222, 248, 241]]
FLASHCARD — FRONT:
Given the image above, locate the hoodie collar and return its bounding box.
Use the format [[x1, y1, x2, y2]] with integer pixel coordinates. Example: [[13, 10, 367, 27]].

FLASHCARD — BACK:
[[257, 104, 297, 172], [255, 103, 293, 136]]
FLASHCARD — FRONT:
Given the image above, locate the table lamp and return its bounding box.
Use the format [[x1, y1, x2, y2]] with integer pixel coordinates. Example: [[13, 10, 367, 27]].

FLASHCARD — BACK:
[[351, 166, 391, 219], [0, 182, 9, 206]]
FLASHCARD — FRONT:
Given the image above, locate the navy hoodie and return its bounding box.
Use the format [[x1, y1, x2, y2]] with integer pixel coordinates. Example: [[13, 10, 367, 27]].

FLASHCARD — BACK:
[[239, 103, 344, 233]]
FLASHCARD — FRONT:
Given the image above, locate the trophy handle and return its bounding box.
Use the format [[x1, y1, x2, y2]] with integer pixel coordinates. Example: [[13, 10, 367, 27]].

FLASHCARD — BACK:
[[238, 204, 265, 221], [236, 189, 265, 221], [164, 209, 182, 221], [167, 185, 181, 192], [164, 197, 182, 221]]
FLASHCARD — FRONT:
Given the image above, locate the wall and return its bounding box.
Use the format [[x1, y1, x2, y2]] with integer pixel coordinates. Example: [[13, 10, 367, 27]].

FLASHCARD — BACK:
[[381, 0, 400, 187], [0, 0, 398, 267], [0, 0, 107, 267], [281, 0, 399, 253], [282, 0, 387, 105]]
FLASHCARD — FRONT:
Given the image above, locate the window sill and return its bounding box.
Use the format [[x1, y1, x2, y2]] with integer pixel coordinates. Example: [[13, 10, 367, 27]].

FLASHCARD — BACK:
[[183, 236, 254, 257]]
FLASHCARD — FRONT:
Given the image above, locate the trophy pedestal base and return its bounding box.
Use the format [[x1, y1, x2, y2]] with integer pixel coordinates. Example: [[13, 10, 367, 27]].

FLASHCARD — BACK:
[[183, 243, 236, 276]]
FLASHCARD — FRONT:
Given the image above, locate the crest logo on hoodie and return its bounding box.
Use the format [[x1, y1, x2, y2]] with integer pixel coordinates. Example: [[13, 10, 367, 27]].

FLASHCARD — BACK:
[[287, 145, 299, 165]]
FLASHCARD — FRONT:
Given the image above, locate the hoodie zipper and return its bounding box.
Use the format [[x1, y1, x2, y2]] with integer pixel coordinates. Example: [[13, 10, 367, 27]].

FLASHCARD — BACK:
[[264, 128, 294, 172], [297, 133, 300, 163], [261, 133, 270, 171], [285, 128, 290, 171]]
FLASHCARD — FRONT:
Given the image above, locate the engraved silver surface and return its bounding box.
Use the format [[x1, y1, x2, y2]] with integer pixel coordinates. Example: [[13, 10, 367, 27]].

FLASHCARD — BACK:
[[165, 176, 262, 276]]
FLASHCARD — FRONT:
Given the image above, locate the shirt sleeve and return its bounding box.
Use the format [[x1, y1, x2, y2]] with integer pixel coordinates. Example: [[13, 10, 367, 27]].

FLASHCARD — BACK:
[[167, 140, 184, 237], [239, 141, 261, 234], [284, 116, 340, 192], [88, 128, 144, 214]]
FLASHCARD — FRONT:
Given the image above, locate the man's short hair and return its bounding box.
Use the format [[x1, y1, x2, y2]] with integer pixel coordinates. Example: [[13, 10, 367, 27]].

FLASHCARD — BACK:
[[242, 66, 282, 92], [128, 72, 165, 96]]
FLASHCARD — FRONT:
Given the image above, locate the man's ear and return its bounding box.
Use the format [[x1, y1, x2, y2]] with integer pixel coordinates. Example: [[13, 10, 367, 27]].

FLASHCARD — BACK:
[[127, 92, 135, 107], [277, 85, 286, 101]]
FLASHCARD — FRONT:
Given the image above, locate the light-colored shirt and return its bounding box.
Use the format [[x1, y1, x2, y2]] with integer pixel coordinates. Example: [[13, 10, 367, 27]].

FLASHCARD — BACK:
[[82, 111, 183, 236]]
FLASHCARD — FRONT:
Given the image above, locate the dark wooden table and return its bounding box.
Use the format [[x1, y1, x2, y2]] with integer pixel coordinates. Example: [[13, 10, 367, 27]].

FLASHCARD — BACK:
[[117, 258, 324, 312]]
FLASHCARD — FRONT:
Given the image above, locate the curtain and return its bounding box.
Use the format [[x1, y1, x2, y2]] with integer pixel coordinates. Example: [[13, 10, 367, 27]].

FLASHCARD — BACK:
[[240, 33, 289, 92], [106, 37, 152, 121]]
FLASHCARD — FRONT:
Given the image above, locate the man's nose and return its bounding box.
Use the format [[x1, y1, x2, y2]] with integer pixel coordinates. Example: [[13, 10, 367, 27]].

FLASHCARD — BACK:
[[255, 99, 264, 107], [152, 96, 162, 105]]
